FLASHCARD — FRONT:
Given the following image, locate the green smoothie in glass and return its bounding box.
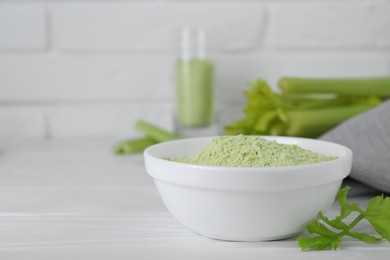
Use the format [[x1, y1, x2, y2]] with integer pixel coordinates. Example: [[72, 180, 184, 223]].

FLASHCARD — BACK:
[[175, 27, 215, 131], [176, 58, 214, 127]]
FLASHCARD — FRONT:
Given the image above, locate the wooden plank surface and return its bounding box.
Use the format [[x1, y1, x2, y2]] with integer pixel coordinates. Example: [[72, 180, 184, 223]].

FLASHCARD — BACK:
[[0, 139, 388, 259]]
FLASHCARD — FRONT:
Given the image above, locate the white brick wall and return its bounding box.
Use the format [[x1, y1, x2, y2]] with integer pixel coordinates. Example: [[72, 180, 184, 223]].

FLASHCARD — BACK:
[[269, 2, 390, 50], [48, 103, 174, 139], [0, 3, 46, 51], [51, 2, 266, 52], [0, 54, 173, 100], [0, 0, 389, 142], [0, 107, 46, 145]]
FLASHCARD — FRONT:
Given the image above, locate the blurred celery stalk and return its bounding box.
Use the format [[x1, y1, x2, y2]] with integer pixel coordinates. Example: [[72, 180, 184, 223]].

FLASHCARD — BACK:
[[113, 137, 157, 155], [113, 120, 179, 155], [279, 77, 390, 97], [135, 120, 179, 142], [225, 79, 384, 138]]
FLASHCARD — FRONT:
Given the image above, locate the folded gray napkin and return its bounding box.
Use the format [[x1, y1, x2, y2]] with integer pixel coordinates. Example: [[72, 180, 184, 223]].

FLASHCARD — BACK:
[[320, 100, 390, 195]]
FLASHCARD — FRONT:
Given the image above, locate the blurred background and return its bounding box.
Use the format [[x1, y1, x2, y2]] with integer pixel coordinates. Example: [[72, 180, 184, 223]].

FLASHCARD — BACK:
[[0, 0, 389, 144]]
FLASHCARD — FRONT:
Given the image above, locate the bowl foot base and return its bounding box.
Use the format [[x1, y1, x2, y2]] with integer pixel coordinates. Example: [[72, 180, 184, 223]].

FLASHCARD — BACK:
[[195, 231, 301, 242]]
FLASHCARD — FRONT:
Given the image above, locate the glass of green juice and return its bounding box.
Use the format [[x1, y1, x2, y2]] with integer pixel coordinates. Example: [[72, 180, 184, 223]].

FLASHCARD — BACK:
[[175, 28, 218, 137]]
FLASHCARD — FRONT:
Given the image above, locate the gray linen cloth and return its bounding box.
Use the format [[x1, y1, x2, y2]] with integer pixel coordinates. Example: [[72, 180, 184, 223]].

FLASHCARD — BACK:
[[320, 100, 390, 195]]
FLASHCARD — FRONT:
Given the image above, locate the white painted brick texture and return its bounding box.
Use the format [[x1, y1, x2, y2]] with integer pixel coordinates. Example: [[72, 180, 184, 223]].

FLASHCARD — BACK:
[[0, 0, 390, 140], [0, 107, 46, 144], [47, 103, 174, 139], [270, 2, 390, 49], [50, 2, 266, 52], [0, 3, 46, 51], [0, 54, 174, 101]]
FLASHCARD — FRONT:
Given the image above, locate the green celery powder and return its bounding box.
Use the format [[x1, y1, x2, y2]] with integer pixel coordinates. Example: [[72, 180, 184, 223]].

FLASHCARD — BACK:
[[170, 135, 337, 167]]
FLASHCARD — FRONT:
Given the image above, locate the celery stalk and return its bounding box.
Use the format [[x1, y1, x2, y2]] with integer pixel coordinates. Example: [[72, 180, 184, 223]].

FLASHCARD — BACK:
[[224, 79, 383, 138], [285, 105, 376, 138], [113, 121, 179, 155], [279, 77, 390, 97], [113, 137, 157, 155], [135, 120, 179, 142]]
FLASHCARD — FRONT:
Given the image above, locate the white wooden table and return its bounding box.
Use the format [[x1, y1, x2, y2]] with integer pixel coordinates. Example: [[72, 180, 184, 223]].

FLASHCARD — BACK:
[[0, 139, 389, 259]]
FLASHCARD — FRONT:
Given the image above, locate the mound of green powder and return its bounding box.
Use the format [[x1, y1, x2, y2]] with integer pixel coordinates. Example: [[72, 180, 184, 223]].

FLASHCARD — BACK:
[[170, 135, 337, 167]]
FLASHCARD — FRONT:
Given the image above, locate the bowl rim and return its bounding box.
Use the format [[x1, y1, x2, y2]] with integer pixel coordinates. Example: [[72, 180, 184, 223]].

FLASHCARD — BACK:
[[143, 136, 353, 192], [145, 135, 352, 170]]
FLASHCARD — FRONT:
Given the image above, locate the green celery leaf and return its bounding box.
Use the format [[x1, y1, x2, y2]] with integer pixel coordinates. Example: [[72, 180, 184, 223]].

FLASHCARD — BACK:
[[225, 80, 292, 136], [298, 187, 390, 251], [305, 220, 338, 238], [319, 212, 348, 230], [298, 235, 341, 251], [364, 195, 390, 241], [337, 186, 363, 218], [348, 232, 382, 244]]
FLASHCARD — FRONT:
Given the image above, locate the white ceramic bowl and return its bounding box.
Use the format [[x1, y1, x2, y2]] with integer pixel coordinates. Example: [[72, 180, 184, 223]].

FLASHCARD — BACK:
[[144, 136, 352, 241]]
